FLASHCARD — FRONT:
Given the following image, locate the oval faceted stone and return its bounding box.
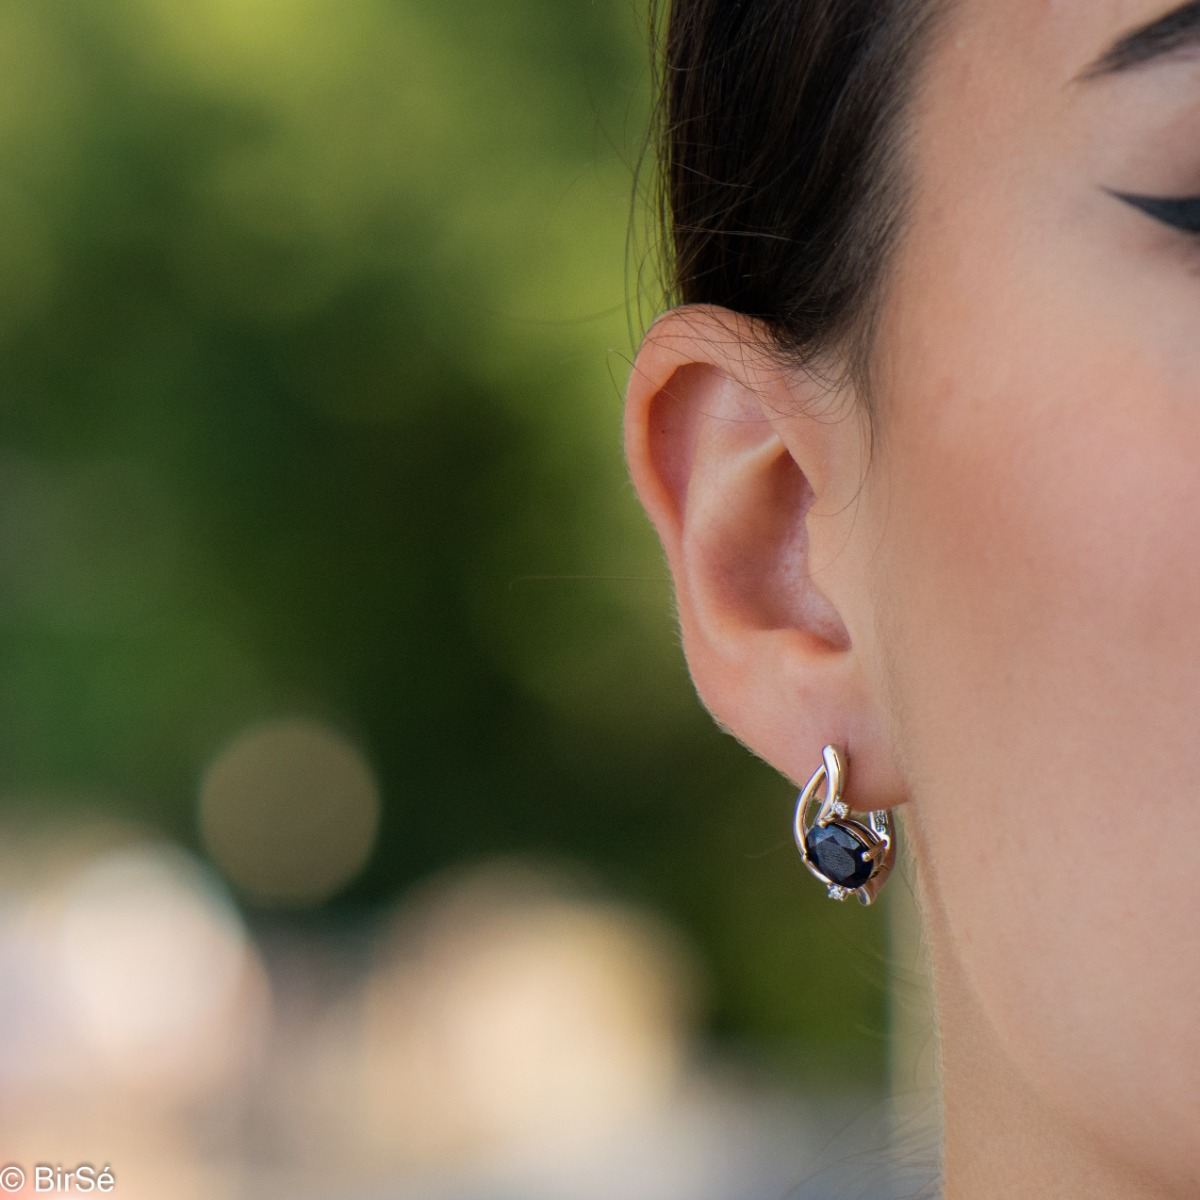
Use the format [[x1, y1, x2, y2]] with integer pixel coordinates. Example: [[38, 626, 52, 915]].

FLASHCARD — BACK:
[[806, 821, 874, 888]]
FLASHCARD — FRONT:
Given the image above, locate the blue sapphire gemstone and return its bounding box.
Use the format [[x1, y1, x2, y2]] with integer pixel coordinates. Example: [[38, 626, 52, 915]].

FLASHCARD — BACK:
[[806, 821, 875, 888]]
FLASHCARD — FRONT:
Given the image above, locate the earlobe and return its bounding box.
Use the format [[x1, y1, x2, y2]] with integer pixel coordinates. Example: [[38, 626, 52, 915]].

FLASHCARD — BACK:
[[624, 305, 902, 808]]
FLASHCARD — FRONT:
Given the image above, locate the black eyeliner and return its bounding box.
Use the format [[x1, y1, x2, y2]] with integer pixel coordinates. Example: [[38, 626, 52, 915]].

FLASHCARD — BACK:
[[1109, 189, 1200, 233]]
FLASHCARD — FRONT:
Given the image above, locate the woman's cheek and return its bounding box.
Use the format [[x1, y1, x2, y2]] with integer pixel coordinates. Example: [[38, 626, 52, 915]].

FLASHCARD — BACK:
[[872, 301, 1200, 1158]]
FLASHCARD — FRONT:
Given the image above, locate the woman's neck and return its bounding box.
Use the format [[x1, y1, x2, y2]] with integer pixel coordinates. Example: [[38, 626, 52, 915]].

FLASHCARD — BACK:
[[916, 870, 1174, 1200]]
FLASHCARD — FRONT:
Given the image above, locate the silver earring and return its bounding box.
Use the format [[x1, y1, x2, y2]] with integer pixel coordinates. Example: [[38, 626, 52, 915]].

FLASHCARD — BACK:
[[794, 744, 896, 905]]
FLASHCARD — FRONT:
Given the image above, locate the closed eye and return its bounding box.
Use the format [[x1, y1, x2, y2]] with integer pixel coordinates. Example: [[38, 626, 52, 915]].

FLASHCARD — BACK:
[[1110, 190, 1200, 233]]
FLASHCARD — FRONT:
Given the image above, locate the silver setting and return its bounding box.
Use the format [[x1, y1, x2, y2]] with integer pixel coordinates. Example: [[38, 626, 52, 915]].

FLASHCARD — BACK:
[[793, 744, 897, 907]]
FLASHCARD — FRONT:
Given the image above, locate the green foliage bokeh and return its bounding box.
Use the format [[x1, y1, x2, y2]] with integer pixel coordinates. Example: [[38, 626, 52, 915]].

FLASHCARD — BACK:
[[0, 0, 888, 1080]]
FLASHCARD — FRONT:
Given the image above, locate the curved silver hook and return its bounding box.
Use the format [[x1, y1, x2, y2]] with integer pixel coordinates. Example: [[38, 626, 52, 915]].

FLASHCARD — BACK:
[[792, 744, 847, 857]]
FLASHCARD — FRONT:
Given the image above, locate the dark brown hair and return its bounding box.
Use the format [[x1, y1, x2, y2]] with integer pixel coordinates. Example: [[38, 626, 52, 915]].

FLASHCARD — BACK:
[[653, 0, 950, 391]]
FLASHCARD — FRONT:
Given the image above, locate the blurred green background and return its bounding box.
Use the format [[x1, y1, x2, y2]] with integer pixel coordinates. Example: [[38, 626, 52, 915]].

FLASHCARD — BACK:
[[0, 0, 888, 1085]]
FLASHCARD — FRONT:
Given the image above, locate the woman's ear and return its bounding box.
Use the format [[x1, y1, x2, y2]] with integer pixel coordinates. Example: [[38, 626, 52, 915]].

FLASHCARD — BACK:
[[624, 304, 904, 808]]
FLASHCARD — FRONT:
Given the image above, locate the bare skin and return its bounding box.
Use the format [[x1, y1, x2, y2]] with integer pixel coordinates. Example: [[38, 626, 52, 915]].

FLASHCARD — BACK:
[[625, 3, 1200, 1197]]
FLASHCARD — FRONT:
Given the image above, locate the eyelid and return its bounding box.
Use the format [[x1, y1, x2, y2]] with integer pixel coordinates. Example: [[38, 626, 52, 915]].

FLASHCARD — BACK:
[[1109, 189, 1200, 233]]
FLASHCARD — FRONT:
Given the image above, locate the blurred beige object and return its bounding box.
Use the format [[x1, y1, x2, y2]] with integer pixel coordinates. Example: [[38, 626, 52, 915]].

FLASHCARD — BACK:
[[355, 861, 702, 1171], [198, 716, 381, 906]]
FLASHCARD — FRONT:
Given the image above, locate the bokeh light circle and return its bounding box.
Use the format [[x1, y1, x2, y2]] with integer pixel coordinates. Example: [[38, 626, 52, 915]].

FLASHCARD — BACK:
[[199, 717, 381, 906]]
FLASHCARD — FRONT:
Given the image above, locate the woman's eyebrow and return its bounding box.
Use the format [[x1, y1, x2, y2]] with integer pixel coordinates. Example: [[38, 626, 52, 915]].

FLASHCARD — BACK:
[[1078, 0, 1200, 81]]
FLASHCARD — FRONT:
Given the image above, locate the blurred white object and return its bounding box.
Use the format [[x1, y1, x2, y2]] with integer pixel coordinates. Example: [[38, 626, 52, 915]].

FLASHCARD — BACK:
[[55, 843, 268, 1097]]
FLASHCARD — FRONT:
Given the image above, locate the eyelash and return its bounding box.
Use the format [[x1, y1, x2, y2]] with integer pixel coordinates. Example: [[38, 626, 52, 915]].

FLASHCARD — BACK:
[[1111, 190, 1200, 234]]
